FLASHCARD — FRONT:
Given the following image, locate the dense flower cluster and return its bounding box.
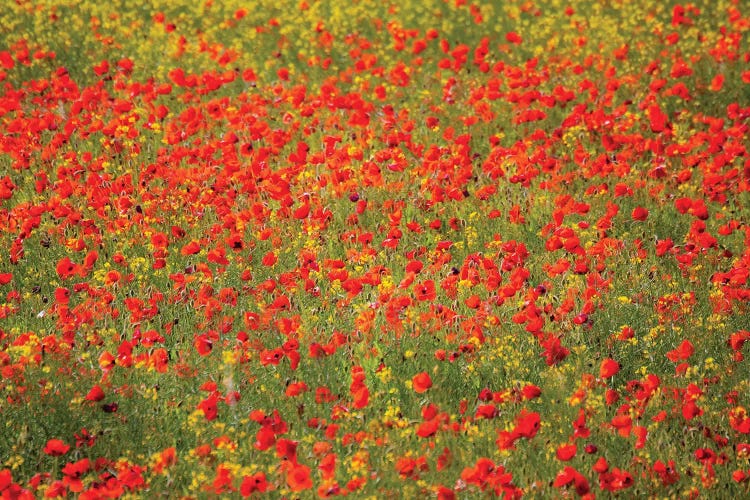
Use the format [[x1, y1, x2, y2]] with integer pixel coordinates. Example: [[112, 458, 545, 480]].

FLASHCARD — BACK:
[[1, 0, 749, 497]]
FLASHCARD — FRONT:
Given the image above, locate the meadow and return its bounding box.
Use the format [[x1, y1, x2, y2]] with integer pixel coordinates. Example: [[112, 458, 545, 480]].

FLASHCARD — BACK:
[[1, 0, 749, 497]]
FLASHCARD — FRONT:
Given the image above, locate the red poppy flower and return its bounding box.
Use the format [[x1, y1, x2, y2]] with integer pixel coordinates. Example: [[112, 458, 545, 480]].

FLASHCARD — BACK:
[[666, 339, 694, 361], [631, 206, 649, 221], [599, 358, 620, 378], [293, 203, 310, 219], [648, 104, 669, 133], [85, 385, 105, 402], [56, 257, 81, 279], [593, 456, 609, 474], [475, 404, 498, 419], [262, 251, 277, 267], [605, 389, 620, 406], [54, 287, 70, 304], [414, 280, 436, 301], [556, 443, 577, 461], [286, 464, 312, 492], [194, 334, 213, 356], [0, 51, 14, 69], [44, 439, 70, 456], [730, 407, 750, 435], [540, 335, 569, 365], [506, 32, 522, 44], [412, 372, 433, 393], [285, 381, 308, 397], [276, 438, 299, 464], [553, 466, 589, 495], [254, 426, 276, 451], [150, 348, 169, 373], [515, 410, 541, 439], [239, 472, 268, 496], [611, 414, 632, 437], [350, 383, 369, 409], [633, 425, 648, 449], [198, 395, 218, 421], [416, 419, 439, 438], [62, 458, 90, 492], [522, 384, 542, 399], [465, 294, 481, 309], [682, 400, 703, 421], [570, 410, 590, 441], [180, 240, 201, 255]]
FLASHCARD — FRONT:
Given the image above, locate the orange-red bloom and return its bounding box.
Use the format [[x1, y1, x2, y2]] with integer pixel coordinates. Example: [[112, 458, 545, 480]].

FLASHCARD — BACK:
[[412, 372, 432, 393], [285, 464, 312, 492], [43, 439, 70, 456], [599, 358, 620, 378]]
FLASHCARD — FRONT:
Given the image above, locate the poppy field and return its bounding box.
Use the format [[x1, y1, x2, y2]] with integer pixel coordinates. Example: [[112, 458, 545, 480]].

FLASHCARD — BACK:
[[1, 0, 750, 497]]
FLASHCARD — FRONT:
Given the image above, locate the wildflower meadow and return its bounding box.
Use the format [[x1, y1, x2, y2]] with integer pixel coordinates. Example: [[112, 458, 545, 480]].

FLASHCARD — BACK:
[[1, 0, 750, 497]]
